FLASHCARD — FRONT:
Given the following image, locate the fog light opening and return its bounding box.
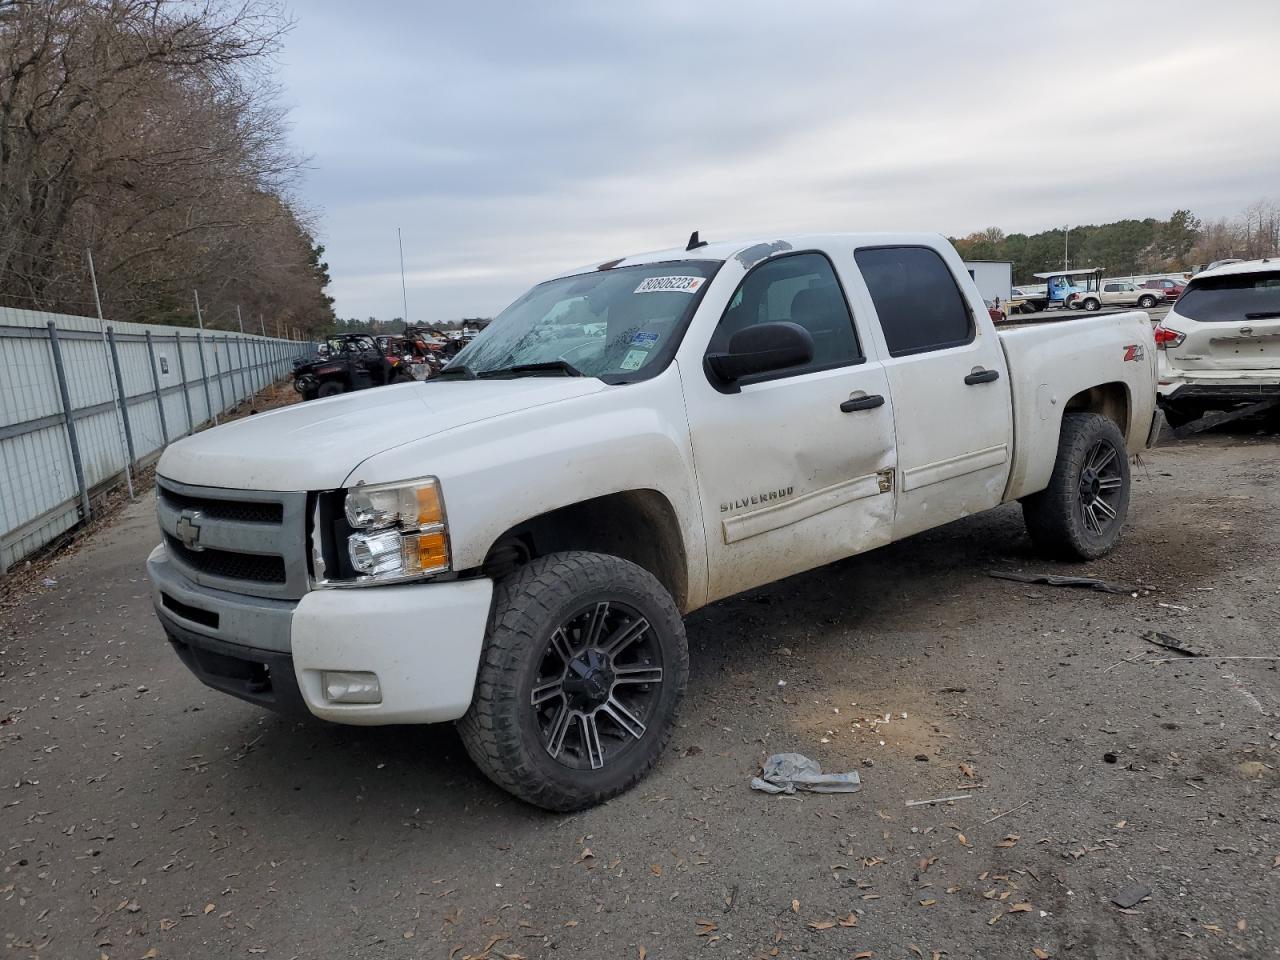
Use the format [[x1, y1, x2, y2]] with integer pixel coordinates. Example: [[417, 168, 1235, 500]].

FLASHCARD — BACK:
[[322, 670, 382, 704]]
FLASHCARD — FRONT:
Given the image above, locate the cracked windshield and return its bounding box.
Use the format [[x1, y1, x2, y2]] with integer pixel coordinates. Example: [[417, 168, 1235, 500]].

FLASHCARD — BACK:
[[448, 262, 720, 378]]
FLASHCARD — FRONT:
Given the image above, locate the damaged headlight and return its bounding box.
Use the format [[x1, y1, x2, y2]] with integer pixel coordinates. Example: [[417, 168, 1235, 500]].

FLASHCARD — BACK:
[[342, 477, 450, 584]]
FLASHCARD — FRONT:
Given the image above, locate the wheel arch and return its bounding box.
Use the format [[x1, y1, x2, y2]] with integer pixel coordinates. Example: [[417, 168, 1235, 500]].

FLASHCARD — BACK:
[[479, 489, 691, 613], [1063, 381, 1131, 439]]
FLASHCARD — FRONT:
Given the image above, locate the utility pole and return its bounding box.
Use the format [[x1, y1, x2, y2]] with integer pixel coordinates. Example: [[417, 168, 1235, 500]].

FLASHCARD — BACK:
[[236, 304, 245, 333], [194, 289, 217, 425], [1063, 225, 1070, 271], [398, 226, 409, 323], [87, 249, 135, 500]]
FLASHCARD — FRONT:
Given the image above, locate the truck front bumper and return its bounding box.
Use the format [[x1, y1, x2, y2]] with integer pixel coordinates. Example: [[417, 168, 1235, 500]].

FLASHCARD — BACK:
[[148, 543, 494, 725]]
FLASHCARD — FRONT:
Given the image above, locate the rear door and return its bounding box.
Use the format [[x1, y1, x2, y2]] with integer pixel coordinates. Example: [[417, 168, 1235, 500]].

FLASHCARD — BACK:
[[851, 244, 1013, 540], [1166, 269, 1280, 372]]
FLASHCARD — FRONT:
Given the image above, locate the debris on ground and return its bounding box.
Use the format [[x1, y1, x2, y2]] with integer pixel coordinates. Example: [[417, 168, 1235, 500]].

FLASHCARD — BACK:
[[1111, 883, 1152, 908], [1141, 631, 1204, 657], [988, 570, 1137, 595], [905, 794, 972, 807], [750, 753, 862, 795]]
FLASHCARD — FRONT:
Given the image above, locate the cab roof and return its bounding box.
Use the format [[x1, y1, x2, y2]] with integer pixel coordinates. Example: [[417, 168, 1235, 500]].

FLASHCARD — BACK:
[[552, 232, 954, 280]]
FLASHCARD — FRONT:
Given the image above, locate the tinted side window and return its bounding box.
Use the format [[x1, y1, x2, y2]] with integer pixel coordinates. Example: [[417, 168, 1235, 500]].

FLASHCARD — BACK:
[[708, 252, 861, 375], [854, 247, 975, 357]]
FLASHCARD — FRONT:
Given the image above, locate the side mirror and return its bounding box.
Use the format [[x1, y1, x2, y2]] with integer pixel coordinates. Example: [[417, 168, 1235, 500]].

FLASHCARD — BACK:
[[706, 321, 814, 385]]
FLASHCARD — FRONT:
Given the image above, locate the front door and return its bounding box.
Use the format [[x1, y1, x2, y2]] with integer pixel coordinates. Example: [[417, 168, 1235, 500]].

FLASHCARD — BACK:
[[682, 251, 897, 603], [852, 245, 1014, 540]]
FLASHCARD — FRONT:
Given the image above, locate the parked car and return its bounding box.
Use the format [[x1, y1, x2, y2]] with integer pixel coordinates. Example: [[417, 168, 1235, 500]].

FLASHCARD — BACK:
[[1074, 281, 1161, 312], [1155, 259, 1280, 427], [1140, 277, 1186, 300], [291, 333, 416, 399], [147, 232, 1158, 811]]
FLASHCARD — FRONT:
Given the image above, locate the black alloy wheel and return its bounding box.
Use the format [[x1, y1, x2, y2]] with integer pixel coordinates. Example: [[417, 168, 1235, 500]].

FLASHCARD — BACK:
[[530, 600, 664, 771], [1076, 439, 1124, 536]]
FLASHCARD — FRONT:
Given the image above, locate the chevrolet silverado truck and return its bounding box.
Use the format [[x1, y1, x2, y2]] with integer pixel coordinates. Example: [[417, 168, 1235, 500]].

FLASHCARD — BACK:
[[147, 233, 1159, 811]]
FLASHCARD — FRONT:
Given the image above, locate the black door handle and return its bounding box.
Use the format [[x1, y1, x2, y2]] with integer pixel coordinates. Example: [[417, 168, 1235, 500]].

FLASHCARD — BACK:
[[964, 368, 1000, 385], [840, 394, 885, 412]]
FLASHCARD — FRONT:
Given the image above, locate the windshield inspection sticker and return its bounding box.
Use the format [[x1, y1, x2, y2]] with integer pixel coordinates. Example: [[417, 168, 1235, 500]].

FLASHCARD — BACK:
[[634, 275, 705, 294], [620, 349, 649, 371], [630, 331, 659, 346]]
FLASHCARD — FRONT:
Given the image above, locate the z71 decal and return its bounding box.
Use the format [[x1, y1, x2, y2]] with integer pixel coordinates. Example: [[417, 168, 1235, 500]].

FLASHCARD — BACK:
[[1123, 344, 1145, 362]]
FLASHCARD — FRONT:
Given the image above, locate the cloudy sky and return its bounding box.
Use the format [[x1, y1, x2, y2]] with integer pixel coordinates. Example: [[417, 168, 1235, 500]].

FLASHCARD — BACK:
[[278, 0, 1280, 322]]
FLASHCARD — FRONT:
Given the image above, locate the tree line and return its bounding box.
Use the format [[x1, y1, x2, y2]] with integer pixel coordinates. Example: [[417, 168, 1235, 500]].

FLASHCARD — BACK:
[[0, 0, 334, 336], [952, 201, 1280, 284]]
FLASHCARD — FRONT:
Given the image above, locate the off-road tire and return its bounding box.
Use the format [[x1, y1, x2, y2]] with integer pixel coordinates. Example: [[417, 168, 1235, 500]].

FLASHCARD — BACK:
[[317, 381, 344, 398], [458, 551, 689, 811], [393, 371, 415, 384], [1138, 294, 1158, 309], [1022, 413, 1131, 560]]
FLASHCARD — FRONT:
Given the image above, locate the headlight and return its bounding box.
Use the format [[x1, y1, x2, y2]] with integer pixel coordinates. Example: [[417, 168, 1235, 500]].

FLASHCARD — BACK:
[[342, 477, 450, 584]]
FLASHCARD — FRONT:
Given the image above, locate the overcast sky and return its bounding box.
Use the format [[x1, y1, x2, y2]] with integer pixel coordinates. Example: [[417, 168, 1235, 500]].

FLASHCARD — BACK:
[[278, 0, 1280, 322]]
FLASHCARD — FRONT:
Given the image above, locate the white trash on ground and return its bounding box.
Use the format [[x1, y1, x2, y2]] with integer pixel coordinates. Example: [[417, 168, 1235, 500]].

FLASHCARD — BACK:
[[750, 752, 862, 795]]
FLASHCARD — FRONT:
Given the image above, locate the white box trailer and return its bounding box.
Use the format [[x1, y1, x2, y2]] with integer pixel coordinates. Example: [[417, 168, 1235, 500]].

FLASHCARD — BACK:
[[963, 260, 1013, 304]]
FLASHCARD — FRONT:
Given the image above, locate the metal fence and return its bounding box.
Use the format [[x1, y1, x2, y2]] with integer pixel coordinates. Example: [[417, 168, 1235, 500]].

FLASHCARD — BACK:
[[0, 305, 313, 572]]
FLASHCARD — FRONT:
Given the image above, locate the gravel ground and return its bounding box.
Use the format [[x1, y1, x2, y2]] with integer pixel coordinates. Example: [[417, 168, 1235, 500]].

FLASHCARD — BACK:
[[2, 427, 1277, 960]]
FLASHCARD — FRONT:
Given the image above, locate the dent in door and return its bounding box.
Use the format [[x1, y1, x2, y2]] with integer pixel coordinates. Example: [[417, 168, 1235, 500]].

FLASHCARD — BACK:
[[722, 473, 886, 543]]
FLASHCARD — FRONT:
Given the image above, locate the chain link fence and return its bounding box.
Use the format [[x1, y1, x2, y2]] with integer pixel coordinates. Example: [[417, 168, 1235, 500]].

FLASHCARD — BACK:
[[0, 305, 314, 572]]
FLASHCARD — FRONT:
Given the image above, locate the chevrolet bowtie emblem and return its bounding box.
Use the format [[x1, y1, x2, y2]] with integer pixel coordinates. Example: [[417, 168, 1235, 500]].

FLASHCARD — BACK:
[[175, 509, 205, 551]]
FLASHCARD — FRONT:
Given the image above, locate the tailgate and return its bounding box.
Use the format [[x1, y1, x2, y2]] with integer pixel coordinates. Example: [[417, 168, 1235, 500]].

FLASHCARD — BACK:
[[1174, 318, 1280, 371]]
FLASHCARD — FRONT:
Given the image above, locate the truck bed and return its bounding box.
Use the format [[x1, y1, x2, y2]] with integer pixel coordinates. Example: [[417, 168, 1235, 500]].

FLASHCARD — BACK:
[[996, 310, 1158, 502]]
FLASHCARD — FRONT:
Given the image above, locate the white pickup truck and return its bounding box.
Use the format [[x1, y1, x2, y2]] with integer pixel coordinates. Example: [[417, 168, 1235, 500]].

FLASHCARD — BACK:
[[148, 233, 1159, 810]]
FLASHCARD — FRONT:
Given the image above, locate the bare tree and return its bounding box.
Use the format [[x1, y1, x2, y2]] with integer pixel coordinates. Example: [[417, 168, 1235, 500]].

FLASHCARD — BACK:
[[0, 0, 332, 331]]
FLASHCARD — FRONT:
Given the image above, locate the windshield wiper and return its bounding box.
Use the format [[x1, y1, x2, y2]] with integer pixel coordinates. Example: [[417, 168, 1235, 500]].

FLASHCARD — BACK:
[[1244, 311, 1280, 320], [478, 360, 585, 378], [437, 363, 478, 379]]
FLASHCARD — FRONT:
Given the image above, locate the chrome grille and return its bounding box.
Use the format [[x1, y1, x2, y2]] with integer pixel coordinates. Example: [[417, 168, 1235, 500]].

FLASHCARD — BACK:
[[155, 477, 309, 600]]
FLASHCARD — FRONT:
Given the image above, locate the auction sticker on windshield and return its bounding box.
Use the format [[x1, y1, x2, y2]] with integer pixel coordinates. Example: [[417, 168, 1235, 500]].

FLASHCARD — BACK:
[[620, 349, 649, 371], [634, 276, 706, 294]]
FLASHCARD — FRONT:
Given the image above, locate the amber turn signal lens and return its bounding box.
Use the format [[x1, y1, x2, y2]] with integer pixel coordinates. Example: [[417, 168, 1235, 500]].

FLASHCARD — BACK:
[[413, 530, 448, 571], [415, 484, 443, 525]]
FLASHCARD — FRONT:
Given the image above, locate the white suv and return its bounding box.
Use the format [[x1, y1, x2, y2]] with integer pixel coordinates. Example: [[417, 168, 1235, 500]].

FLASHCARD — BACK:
[[1155, 259, 1280, 426]]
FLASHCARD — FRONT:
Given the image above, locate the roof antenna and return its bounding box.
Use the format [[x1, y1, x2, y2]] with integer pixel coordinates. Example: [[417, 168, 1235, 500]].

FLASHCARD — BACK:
[[686, 230, 708, 251]]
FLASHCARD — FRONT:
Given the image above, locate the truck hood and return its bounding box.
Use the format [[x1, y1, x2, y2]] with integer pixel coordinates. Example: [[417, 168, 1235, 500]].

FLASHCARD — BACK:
[[157, 378, 607, 491]]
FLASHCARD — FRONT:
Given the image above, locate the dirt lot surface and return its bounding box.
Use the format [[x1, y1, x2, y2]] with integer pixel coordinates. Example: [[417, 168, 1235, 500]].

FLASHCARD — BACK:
[[2, 429, 1277, 960]]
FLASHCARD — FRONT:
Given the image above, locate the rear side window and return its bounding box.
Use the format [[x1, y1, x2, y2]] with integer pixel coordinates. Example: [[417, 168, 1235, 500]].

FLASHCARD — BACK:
[[1177, 271, 1280, 322], [855, 246, 974, 357]]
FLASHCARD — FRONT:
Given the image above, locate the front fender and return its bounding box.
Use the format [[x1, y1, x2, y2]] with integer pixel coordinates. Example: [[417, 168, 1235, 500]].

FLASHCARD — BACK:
[[344, 369, 710, 608]]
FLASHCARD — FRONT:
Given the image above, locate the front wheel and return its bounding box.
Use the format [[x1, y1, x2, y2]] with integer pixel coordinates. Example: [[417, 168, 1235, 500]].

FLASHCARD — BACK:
[[1022, 413, 1131, 560], [1138, 295, 1158, 309], [458, 551, 689, 811]]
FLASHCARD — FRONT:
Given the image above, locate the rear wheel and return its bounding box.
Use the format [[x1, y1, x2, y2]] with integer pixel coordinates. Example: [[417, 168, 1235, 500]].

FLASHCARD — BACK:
[[459, 551, 689, 811], [317, 381, 344, 398], [1082, 298, 1101, 312], [1022, 413, 1130, 560]]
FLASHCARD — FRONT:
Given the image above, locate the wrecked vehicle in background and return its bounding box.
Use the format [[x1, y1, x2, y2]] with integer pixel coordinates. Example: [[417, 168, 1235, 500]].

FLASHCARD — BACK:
[[1155, 259, 1280, 430], [292, 333, 416, 399], [148, 231, 1159, 812]]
